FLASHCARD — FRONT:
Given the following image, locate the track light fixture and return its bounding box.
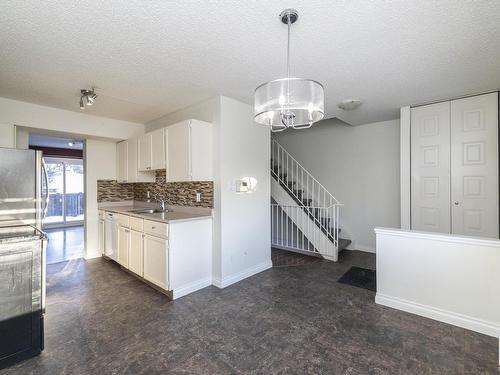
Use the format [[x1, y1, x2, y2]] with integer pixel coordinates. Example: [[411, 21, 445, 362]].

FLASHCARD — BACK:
[[80, 88, 97, 109]]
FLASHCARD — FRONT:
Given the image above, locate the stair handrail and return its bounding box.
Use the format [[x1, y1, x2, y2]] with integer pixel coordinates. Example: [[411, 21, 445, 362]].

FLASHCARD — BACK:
[[271, 139, 342, 207]]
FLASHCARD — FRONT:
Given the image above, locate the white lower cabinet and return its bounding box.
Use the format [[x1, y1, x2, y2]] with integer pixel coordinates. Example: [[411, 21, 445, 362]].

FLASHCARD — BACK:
[[128, 229, 144, 276], [103, 210, 212, 299], [118, 226, 130, 268], [98, 218, 105, 254], [143, 234, 169, 290]]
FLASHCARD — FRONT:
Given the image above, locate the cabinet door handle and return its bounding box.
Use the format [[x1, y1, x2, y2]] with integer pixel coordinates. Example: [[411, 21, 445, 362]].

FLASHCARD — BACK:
[[454, 201, 459, 206], [151, 226, 156, 229]]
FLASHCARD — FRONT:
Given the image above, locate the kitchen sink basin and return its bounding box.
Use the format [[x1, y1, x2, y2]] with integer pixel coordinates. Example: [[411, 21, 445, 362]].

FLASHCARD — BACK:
[[128, 208, 169, 214]]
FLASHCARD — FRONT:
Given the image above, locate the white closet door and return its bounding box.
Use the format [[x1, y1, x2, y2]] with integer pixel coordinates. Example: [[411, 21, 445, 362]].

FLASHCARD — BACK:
[[451, 92, 499, 238], [411, 101, 451, 233]]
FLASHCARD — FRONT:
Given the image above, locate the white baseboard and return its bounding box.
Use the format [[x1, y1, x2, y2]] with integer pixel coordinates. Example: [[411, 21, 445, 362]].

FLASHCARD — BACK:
[[376, 293, 500, 339], [355, 244, 376, 253], [345, 241, 376, 254], [84, 252, 102, 260], [172, 277, 212, 300], [213, 260, 273, 289]]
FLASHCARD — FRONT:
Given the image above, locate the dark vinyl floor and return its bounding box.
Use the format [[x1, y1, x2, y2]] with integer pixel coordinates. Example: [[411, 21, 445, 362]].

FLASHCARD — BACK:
[[45, 226, 84, 264], [271, 247, 323, 267], [1, 251, 498, 374]]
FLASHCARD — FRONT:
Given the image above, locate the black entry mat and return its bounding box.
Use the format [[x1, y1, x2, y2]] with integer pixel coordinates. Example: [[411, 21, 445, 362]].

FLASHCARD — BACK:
[[338, 267, 376, 292]]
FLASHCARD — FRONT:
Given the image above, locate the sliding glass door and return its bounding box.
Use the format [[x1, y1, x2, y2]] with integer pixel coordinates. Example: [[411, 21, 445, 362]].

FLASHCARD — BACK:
[[43, 157, 84, 227]]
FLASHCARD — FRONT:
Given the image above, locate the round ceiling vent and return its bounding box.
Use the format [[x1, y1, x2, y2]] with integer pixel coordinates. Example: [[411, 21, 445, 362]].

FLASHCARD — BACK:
[[337, 99, 362, 111]]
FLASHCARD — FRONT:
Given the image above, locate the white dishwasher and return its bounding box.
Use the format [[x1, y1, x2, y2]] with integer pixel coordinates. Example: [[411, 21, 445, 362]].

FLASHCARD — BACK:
[[104, 212, 118, 261]]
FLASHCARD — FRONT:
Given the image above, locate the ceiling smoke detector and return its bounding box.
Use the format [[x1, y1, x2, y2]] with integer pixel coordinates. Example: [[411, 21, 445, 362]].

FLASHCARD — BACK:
[[80, 88, 98, 109], [337, 99, 362, 111]]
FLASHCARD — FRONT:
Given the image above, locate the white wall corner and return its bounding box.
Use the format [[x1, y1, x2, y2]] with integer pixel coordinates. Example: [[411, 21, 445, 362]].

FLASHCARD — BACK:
[[400, 106, 411, 230], [172, 277, 213, 300], [354, 244, 376, 253], [84, 252, 102, 260], [212, 260, 272, 289], [345, 240, 376, 253]]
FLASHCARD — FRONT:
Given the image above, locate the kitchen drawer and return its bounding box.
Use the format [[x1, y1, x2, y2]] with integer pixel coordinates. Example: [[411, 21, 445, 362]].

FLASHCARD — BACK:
[[143, 219, 168, 238], [129, 216, 143, 232], [117, 214, 130, 228]]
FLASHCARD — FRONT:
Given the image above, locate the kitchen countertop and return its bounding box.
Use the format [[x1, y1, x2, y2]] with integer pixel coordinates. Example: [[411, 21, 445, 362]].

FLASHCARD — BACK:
[[101, 206, 212, 224]]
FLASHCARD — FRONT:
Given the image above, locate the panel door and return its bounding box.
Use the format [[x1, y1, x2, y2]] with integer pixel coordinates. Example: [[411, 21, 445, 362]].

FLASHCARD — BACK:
[[143, 234, 168, 290], [117, 141, 128, 182], [138, 134, 152, 171], [129, 230, 144, 276], [451, 92, 499, 238], [411, 101, 451, 233], [117, 226, 130, 268], [167, 121, 191, 182], [150, 128, 166, 170]]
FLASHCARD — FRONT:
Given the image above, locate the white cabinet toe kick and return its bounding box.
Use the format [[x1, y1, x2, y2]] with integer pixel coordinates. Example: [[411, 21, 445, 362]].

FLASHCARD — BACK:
[[99, 210, 212, 299]]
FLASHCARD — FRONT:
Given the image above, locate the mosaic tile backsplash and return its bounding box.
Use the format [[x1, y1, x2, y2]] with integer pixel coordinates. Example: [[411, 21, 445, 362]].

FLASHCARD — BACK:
[[97, 171, 213, 208]]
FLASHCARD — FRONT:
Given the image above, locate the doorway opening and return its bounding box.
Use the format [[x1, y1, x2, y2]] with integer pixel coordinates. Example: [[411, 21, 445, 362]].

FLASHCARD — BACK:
[[29, 134, 85, 264], [43, 157, 84, 227]]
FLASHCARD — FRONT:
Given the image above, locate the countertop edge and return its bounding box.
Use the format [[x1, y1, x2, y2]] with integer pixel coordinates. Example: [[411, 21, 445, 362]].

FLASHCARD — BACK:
[[100, 207, 212, 224]]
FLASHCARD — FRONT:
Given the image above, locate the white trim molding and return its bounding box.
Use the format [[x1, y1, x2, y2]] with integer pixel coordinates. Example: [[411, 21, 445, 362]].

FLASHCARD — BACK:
[[172, 277, 213, 300], [376, 294, 500, 338], [375, 227, 500, 339], [375, 227, 500, 248], [400, 106, 411, 230], [212, 260, 273, 289]]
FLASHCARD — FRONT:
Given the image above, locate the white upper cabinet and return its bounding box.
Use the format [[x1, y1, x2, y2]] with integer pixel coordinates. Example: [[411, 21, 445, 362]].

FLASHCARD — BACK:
[[117, 139, 155, 183], [167, 119, 213, 182], [138, 128, 166, 171], [138, 133, 152, 171], [117, 141, 128, 183], [151, 128, 166, 170]]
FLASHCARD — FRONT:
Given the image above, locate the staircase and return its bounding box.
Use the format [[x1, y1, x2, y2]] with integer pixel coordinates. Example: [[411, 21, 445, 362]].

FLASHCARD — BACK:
[[271, 139, 351, 262]]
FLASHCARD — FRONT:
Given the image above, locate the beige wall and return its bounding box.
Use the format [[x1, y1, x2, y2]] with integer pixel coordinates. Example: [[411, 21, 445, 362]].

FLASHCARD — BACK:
[[85, 139, 117, 258], [0, 123, 16, 148], [0, 97, 143, 140], [145, 97, 217, 132], [274, 118, 401, 252]]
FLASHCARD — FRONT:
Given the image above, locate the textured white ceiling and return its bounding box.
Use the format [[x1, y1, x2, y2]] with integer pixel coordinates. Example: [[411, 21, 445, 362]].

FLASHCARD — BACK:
[[1, 1, 500, 125]]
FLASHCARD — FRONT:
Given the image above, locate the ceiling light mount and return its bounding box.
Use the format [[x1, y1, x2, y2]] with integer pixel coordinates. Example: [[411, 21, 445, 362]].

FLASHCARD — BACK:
[[280, 9, 298, 25], [80, 87, 98, 109]]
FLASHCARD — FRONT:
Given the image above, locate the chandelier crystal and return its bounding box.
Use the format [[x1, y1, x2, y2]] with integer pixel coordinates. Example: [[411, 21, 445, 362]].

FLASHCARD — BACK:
[[254, 9, 325, 132]]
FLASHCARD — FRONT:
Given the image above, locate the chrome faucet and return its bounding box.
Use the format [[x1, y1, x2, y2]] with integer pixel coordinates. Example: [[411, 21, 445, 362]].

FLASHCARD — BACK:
[[153, 195, 166, 211]]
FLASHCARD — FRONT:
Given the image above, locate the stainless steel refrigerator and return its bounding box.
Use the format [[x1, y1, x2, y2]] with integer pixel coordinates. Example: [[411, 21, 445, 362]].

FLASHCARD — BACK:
[[0, 147, 48, 369]]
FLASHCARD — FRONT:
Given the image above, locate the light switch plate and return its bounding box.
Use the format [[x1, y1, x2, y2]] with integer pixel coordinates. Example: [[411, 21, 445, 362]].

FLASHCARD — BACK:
[[196, 192, 201, 202]]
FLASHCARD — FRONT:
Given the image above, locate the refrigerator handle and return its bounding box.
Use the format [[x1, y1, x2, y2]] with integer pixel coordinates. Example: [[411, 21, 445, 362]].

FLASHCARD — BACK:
[[42, 161, 49, 219]]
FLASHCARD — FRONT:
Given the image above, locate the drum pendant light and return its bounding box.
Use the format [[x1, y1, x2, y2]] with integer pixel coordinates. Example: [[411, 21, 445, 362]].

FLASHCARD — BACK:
[[254, 9, 325, 132]]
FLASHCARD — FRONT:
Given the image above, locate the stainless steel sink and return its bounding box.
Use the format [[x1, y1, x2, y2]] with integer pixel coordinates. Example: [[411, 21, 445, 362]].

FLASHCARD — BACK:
[[127, 208, 169, 214]]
